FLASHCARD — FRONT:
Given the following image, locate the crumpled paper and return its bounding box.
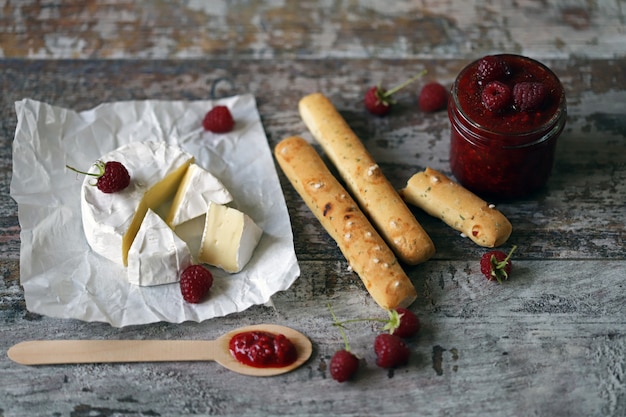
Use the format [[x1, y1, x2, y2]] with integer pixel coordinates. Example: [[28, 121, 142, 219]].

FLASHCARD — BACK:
[[10, 95, 300, 327]]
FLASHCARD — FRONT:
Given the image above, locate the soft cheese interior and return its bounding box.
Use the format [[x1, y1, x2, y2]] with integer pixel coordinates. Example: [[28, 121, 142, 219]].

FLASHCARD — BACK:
[[198, 202, 263, 273]]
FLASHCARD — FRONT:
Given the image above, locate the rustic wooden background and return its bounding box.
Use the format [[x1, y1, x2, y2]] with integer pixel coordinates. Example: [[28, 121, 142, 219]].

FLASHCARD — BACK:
[[1, 1, 625, 417], [1, 1, 624, 60]]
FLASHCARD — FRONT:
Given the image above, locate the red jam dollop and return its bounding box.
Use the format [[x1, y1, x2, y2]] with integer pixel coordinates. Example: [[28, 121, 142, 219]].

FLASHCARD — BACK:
[[448, 54, 567, 199], [229, 331, 298, 368]]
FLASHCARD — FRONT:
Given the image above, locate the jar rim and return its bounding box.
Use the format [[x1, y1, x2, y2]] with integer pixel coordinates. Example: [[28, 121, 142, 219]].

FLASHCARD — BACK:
[[451, 54, 567, 140]]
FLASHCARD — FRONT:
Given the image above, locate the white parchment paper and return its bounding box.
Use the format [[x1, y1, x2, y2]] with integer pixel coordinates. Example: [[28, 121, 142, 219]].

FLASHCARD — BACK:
[[10, 95, 300, 327]]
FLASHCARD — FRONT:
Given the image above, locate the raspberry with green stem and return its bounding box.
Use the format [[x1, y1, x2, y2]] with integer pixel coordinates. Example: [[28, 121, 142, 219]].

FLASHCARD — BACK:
[[364, 69, 428, 115], [328, 303, 360, 382], [67, 160, 130, 193], [332, 307, 420, 339], [480, 245, 517, 284]]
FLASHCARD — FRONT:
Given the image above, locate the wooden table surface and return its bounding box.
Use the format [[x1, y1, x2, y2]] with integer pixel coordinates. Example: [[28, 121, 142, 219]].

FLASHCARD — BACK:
[[1, 2, 625, 417]]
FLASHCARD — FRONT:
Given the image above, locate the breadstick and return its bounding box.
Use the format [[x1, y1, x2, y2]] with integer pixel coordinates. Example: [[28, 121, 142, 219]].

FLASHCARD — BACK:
[[274, 136, 417, 310], [399, 167, 512, 247], [299, 92, 434, 265]]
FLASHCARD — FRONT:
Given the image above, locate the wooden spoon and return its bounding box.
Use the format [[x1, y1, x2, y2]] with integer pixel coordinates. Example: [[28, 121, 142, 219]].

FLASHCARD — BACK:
[[7, 324, 312, 377]]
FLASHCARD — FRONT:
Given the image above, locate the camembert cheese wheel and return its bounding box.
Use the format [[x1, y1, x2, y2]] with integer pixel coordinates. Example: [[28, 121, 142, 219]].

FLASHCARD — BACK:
[[81, 141, 194, 266]]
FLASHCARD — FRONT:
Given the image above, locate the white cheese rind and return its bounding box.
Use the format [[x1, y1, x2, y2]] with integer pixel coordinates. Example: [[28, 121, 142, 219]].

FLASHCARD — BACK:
[[127, 209, 192, 286], [166, 163, 233, 227], [198, 202, 263, 273], [81, 141, 194, 266]]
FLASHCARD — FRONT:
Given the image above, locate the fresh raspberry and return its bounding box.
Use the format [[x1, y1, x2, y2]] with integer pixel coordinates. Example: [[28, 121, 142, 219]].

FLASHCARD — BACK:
[[373, 333, 410, 369], [364, 70, 427, 116], [180, 264, 213, 303], [513, 82, 547, 111], [96, 161, 131, 193], [480, 246, 516, 284], [364, 86, 392, 116], [66, 160, 131, 194], [202, 105, 235, 133], [418, 82, 448, 112], [391, 308, 421, 339], [481, 81, 512, 112], [476, 55, 509, 83], [329, 349, 360, 382]]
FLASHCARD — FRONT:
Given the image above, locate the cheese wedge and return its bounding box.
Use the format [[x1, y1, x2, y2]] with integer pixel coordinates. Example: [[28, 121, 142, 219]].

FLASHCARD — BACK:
[[81, 141, 194, 266], [127, 208, 192, 286], [198, 202, 263, 273], [166, 163, 233, 227]]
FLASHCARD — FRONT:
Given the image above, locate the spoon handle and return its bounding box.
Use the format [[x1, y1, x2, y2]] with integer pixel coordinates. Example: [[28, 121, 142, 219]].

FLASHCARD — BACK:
[[8, 340, 219, 365]]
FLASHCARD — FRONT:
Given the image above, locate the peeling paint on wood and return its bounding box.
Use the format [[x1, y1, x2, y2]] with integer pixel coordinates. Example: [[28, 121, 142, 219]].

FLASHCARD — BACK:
[[1, 0, 625, 60]]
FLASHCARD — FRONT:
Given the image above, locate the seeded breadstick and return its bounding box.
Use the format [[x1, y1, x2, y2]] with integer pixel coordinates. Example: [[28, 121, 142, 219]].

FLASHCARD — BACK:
[[274, 136, 417, 309], [400, 167, 512, 247], [299, 92, 435, 265]]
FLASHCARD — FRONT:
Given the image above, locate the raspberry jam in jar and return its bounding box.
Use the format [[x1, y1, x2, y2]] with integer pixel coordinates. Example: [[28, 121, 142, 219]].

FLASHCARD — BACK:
[[448, 54, 567, 199]]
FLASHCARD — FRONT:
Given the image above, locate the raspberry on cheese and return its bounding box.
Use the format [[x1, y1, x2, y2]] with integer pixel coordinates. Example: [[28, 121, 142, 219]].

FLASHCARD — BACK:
[[81, 141, 194, 266]]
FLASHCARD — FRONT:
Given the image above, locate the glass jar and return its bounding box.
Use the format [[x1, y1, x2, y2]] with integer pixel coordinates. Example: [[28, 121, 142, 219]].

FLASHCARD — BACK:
[[448, 54, 567, 199]]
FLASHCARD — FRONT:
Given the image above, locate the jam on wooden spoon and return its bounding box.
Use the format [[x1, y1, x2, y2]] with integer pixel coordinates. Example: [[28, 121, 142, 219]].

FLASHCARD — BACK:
[[7, 324, 312, 377]]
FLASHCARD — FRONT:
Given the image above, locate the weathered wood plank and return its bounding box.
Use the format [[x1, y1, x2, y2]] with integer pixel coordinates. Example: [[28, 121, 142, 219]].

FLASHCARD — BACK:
[[1, 0, 624, 59], [1, 58, 624, 259], [1, 259, 624, 416], [0, 58, 625, 416]]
